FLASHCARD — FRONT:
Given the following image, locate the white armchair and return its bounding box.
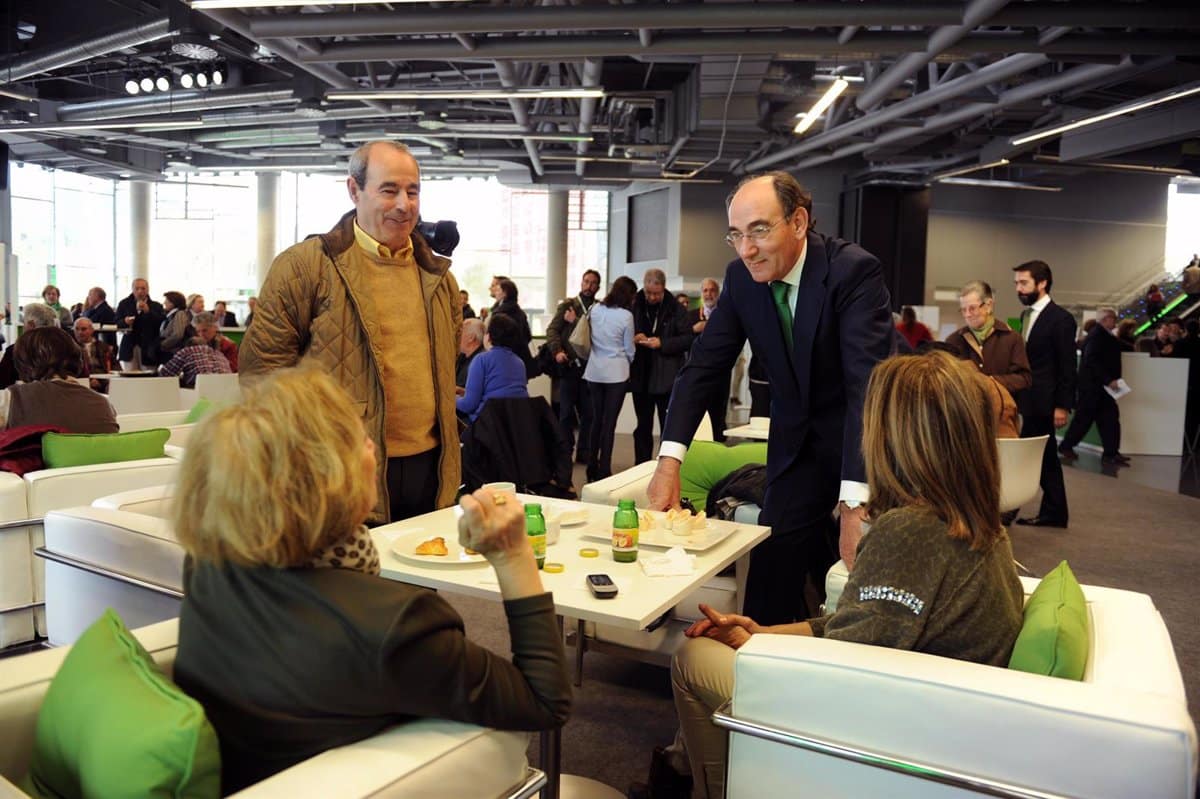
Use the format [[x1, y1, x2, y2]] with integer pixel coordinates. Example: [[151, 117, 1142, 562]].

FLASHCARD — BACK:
[[0, 619, 544, 799], [716, 579, 1198, 798]]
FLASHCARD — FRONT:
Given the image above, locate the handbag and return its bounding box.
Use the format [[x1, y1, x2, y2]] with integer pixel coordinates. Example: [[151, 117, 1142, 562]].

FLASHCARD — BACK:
[[567, 304, 592, 361]]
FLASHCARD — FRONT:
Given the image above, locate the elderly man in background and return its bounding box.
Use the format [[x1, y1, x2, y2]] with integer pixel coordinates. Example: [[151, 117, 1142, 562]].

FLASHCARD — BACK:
[[116, 278, 165, 371], [546, 268, 601, 463], [195, 314, 239, 372], [241, 139, 462, 524], [1058, 307, 1128, 466], [0, 303, 61, 389], [686, 277, 730, 441], [73, 317, 114, 391], [945, 280, 1032, 400], [630, 268, 694, 464], [159, 312, 232, 388], [456, 317, 485, 391]]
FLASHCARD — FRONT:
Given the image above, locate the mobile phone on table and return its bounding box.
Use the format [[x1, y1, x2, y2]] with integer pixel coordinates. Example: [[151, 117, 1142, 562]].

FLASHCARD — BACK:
[[587, 574, 618, 599]]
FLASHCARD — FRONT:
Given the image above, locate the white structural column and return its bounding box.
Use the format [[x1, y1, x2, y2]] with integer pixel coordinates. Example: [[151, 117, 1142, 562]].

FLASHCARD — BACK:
[[256, 172, 278, 290], [546, 189, 569, 310], [130, 180, 152, 282]]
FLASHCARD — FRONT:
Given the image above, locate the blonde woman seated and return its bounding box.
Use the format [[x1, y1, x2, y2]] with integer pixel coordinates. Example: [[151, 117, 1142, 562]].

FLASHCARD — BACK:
[[666, 351, 1024, 799], [172, 367, 571, 794]]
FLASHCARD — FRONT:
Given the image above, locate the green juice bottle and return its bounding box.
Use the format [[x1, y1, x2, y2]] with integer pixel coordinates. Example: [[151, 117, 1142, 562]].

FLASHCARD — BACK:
[[524, 503, 546, 569], [612, 498, 639, 563]]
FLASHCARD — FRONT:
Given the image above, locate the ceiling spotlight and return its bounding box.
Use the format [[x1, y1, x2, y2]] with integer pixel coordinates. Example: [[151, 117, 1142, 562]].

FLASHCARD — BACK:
[[196, 73, 209, 88], [155, 74, 170, 92], [211, 67, 224, 86], [140, 76, 154, 93], [180, 73, 195, 89], [124, 79, 140, 95]]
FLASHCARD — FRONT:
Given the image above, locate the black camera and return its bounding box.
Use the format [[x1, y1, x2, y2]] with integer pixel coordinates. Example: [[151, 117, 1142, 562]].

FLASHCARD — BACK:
[[417, 219, 461, 257]]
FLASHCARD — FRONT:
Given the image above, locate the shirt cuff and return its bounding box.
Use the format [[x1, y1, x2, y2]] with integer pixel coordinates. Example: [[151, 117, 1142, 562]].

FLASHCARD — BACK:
[[839, 480, 869, 505], [658, 441, 688, 463]]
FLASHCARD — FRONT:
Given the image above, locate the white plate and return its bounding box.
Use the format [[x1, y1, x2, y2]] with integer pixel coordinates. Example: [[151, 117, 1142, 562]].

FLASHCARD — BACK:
[[389, 528, 487, 567]]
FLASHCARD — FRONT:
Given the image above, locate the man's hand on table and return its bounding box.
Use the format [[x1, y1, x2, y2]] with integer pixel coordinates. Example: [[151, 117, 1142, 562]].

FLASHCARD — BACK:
[[458, 487, 543, 599], [647, 457, 682, 510]]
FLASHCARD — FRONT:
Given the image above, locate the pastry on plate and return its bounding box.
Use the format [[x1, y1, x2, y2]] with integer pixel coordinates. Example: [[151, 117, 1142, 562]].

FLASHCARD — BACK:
[[414, 536, 449, 556]]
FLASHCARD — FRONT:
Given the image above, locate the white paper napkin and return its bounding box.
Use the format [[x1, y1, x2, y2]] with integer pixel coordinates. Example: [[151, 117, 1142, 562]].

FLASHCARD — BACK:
[[638, 546, 696, 577]]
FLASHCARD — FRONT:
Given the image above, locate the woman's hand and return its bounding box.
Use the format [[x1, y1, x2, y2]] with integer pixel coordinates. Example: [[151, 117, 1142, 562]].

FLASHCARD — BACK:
[[684, 603, 761, 650], [458, 488, 543, 600]]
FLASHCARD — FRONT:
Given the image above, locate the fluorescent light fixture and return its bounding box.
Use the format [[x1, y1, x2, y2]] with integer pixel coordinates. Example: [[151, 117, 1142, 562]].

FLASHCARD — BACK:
[[814, 74, 865, 83], [0, 118, 202, 134], [541, 155, 663, 165], [0, 86, 37, 102], [794, 78, 849, 135], [582, 176, 724, 184], [348, 131, 592, 143], [326, 88, 605, 102], [933, 158, 1010, 181], [1011, 82, 1200, 146], [939, 177, 1062, 192], [190, 0, 471, 6]]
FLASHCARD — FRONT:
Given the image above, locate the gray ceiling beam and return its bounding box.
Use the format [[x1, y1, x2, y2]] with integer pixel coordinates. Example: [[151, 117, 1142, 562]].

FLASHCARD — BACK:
[[494, 60, 544, 176], [0, 17, 172, 85], [1059, 97, 1200, 163], [298, 32, 1200, 63], [250, 3, 962, 38], [855, 0, 1012, 112]]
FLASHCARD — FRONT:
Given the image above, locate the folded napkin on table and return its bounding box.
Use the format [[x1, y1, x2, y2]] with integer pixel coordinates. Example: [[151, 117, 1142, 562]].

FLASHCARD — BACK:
[[639, 546, 695, 577]]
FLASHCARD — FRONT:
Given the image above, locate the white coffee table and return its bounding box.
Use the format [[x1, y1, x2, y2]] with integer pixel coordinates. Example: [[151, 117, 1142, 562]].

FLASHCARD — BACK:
[[724, 422, 770, 440], [372, 495, 770, 799]]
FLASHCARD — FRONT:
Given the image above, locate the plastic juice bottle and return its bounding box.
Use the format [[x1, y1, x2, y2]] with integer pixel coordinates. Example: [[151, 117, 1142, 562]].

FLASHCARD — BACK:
[[524, 503, 546, 569], [612, 498, 639, 563]]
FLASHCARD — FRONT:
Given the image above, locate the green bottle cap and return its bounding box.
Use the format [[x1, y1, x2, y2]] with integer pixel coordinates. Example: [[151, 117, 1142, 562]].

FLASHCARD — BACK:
[[617, 498, 636, 510], [524, 503, 542, 514]]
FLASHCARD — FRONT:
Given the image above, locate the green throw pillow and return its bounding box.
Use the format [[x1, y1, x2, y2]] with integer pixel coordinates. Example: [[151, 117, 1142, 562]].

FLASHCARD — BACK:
[[185, 398, 216, 424], [1008, 560, 1089, 680], [678, 440, 769, 510], [23, 609, 220, 799], [42, 429, 170, 469]]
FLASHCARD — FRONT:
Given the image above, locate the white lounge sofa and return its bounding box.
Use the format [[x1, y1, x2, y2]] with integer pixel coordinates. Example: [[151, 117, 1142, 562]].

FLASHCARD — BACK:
[[0, 618, 544, 799], [717, 578, 1198, 798], [116, 410, 195, 447], [0, 458, 180, 649]]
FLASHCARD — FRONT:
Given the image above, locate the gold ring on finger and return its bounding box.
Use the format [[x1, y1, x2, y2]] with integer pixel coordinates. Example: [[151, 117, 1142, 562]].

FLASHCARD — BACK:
[[493, 494, 507, 506]]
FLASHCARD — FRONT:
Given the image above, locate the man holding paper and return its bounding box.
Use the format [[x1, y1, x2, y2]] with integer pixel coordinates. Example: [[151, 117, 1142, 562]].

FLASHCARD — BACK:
[[1059, 307, 1129, 466]]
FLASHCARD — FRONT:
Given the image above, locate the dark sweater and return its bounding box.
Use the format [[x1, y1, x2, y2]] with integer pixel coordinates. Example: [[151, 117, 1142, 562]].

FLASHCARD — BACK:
[[5, 380, 118, 433], [809, 506, 1024, 667], [175, 561, 571, 794]]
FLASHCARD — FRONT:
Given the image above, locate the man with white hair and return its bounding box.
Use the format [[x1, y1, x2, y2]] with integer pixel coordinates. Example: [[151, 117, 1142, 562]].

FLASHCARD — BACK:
[[1059, 307, 1128, 466], [0, 303, 61, 389], [241, 139, 462, 524], [456, 317, 485, 390], [686, 278, 731, 440]]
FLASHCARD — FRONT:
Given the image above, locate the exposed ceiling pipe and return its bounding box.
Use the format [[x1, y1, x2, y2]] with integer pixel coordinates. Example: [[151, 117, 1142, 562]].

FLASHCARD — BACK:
[[253, 4, 959, 38], [856, 0, 1012, 112], [0, 17, 172, 85], [494, 60, 544, 176], [299, 32, 1199, 63], [575, 58, 603, 177], [742, 52, 1048, 172], [58, 87, 296, 122], [788, 60, 1136, 172]]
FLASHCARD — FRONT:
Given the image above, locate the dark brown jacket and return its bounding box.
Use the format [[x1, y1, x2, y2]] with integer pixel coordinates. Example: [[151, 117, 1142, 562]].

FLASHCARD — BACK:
[[5, 380, 118, 433], [946, 321, 1033, 397], [176, 560, 571, 795], [809, 505, 1024, 667]]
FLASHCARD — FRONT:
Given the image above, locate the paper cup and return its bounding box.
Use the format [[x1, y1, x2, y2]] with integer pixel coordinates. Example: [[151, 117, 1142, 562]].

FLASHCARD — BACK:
[[482, 481, 517, 494]]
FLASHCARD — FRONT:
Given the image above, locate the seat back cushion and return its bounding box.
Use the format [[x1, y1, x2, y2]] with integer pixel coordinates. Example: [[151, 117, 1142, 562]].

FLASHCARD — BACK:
[[42, 429, 170, 469], [23, 609, 219, 799], [1008, 560, 1089, 680], [678, 441, 768, 510]]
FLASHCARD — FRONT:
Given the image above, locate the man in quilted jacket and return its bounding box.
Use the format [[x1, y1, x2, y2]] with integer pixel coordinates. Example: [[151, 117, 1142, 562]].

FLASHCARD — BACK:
[[240, 141, 462, 525]]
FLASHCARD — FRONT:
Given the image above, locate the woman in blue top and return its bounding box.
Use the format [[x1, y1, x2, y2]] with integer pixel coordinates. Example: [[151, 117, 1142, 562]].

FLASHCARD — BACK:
[[456, 312, 530, 422], [582, 276, 637, 480]]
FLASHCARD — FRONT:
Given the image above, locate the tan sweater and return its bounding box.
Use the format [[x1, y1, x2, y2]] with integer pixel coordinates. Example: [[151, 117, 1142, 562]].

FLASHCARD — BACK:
[[350, 244, 437, 457]]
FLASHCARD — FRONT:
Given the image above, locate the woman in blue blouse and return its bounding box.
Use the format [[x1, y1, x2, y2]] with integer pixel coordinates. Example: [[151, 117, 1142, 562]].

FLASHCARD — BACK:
[[456, 312, 529, 422], [583, 276, 637, 480]]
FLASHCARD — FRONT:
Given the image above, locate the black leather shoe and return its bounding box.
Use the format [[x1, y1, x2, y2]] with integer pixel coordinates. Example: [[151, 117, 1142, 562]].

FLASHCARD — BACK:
[[1058, 446, 1078, 462], [1016, 516, 1068, 528], [1101, 453, 1131, 466], [628, 747, 691, 799], [1000, 509, 1018, 526]]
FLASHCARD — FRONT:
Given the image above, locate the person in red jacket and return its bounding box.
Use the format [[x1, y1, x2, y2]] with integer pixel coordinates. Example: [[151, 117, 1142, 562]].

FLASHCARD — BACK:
[[896, 306, 933, 350]]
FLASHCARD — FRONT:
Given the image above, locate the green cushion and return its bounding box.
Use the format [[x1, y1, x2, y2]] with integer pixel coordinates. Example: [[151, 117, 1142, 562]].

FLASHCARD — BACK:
[[678, 440, 768, 510], [23, 609, 220, 799], [1008, 560, 1089, 680], [184, 398, 215, 424], [42, 429, 170, 469]]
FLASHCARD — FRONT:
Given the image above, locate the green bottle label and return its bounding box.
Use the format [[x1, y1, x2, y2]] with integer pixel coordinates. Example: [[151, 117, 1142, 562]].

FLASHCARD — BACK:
[[612, 505, 639, 563]]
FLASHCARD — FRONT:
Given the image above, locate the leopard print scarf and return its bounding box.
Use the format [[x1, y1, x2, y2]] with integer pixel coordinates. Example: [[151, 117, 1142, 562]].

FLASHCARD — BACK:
[[307, 525, 381, 576]]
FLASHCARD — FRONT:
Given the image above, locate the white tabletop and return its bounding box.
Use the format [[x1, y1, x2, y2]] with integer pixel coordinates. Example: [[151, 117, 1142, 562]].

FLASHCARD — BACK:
[[724, 423, 770, 440], [372, 495, 769, 631]]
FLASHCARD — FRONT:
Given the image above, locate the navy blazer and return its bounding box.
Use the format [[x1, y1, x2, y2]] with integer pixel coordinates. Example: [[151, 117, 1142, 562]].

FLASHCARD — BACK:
[[1017, 300, 1077, 418], [663, 231, 893, 491]]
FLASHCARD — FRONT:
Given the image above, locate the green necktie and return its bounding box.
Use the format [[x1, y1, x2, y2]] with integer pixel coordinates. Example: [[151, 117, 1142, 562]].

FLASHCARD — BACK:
[[771, 280, 794, 355]]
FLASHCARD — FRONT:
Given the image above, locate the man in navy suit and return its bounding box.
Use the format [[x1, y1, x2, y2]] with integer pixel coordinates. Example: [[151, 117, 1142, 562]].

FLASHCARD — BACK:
[[647, 172, 893, 624], [1012, 259, 1077, 528]]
